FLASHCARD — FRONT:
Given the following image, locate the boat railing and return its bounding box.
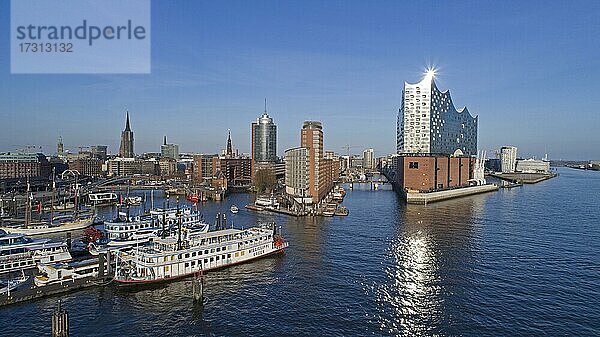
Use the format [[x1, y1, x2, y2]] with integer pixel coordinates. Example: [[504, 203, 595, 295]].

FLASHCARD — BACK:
[[0, 251, 33, 263]]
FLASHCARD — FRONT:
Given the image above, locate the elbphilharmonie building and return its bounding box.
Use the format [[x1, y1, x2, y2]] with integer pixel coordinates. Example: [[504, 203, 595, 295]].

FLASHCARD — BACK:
[[396, 72, 478, 156]]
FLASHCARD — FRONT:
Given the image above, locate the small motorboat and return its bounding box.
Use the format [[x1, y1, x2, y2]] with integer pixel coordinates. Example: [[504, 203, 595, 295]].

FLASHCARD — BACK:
[[230, 205, 239, 214], [0, 271, 29, 295]]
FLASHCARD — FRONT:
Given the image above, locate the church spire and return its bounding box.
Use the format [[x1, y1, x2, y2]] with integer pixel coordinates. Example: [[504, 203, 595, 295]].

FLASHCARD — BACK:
[[124, 110, 131, 131], [226, 129, 233, 157]]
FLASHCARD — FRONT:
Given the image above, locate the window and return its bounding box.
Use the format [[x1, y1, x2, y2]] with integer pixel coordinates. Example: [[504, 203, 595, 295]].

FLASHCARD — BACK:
[[409, 162, 419, 169]]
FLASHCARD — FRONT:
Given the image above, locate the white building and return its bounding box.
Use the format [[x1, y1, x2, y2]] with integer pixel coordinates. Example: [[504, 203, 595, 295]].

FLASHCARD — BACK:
[[500, 146, 518, 173], [362, 148, 375, 171], [516, 158, 550, 173], [397, 71, 478, 156], [284, 147, 311, 204]]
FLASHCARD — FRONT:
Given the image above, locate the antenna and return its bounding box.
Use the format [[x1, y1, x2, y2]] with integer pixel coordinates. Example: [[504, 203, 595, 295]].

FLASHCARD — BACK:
[[264, 98, 267, 113]]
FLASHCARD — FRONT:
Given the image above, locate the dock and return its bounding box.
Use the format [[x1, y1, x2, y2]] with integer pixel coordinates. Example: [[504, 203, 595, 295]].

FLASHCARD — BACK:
[[490, 172, 557, 184], [245, 204, 306, 217], [402, 184, 499, 205]]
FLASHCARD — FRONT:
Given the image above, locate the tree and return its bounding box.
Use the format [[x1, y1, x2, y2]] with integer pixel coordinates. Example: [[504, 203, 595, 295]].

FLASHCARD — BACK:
[[254, 168, 276, 194]]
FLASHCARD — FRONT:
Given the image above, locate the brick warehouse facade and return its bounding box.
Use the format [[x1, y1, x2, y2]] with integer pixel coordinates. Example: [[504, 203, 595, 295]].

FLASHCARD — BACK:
[[393, 155, 475, 192]]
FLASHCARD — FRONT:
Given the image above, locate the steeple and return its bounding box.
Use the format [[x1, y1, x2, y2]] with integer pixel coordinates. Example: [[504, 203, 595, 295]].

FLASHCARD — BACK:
[[226, 129, 233, 157], [124, 110, 131, 131], [119, 110, 135, 158]]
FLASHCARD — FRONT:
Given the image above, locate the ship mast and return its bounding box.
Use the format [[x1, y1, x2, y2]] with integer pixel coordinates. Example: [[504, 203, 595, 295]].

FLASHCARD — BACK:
[[51, 167, 55, 225]]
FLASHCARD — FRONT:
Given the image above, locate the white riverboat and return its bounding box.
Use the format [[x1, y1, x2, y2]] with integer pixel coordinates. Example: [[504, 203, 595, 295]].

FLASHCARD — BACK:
[[103, 207, 209, 248], [34, 259, 99, 287], [89, 192, 118, 206], [0, 231, 72, 275], [255, 195, 279, 208], [114, 223, 288, 284]]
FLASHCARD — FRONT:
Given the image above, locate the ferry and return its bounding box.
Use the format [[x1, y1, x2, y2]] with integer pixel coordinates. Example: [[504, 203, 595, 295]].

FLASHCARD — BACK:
[[89, 192, 118, 206], [0, 231, 72, 275], [255, 195, 279, 209], [34, 259, 99, 287], [114, 223, 288, 284]]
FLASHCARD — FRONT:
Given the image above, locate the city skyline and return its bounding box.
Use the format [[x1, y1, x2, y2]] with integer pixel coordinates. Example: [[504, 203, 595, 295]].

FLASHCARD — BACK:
[[1, 1, 599, 160]]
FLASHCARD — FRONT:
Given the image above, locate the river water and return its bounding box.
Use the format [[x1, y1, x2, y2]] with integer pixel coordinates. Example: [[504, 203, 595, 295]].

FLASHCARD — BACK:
[[1, 167, 599, 336]]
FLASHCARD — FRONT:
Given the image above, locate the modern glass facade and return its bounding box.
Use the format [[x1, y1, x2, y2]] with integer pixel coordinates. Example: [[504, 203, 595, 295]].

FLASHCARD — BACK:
[[252, 113, 277, 162], [397, 74, 478, 156]]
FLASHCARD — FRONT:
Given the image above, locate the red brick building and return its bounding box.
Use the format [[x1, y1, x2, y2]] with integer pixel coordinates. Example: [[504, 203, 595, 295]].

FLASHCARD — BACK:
[[393, 155, 475, 192]]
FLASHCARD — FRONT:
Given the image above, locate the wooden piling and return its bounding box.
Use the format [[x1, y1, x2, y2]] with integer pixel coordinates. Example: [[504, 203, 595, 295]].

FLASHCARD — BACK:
[[52, 300, 69, 337]]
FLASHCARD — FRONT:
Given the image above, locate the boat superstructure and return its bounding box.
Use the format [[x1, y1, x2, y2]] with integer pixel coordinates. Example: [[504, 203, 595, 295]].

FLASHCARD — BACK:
[[103, 207, 209, 247], [114, 223, 287, 284], [89, 192, 118, 206], [34, 258, 99, 287], [0, 232, 72, 275]]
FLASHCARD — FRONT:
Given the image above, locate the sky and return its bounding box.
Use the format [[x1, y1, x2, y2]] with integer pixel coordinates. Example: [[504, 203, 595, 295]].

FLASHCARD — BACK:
[[1, 0, 599, 160]]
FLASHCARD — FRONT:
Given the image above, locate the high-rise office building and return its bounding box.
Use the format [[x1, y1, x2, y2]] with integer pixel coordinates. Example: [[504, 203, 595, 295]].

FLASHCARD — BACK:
[[500, 146, 518, 173], [397, 71, 478, 156], [161, 136, 180, 160], [119, 111, 135, 158], [252, 112, 277, 163], [363, 148, 375, 171]]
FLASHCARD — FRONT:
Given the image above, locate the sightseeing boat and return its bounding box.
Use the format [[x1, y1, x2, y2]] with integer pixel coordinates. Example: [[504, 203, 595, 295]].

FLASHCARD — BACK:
[[255, 194, 280, 209], [88, 192, 118, 206], [113, 223, 288, 284], [103, 207, 209, 248], [34, 258, 99, 287], [0, 231, 72, 275]]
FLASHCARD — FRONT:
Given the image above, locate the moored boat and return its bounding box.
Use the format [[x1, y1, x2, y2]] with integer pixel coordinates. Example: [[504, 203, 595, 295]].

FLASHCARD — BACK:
[[0, 272, 29, 295], [0, 213, 96, 236], [114, 223, 288, 284], [255, 194, 279, 209], [34, 259, 99, 287], [0, 231, 72, 275], [89, 192, 118, 206]]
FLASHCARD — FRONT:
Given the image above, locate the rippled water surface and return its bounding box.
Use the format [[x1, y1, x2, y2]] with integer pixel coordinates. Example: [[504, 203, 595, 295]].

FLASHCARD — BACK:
[[1, 168, 599, 336]]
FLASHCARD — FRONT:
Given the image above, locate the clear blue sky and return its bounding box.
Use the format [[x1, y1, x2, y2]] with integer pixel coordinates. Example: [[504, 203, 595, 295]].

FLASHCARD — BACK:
[[1, 1, 599, 160]]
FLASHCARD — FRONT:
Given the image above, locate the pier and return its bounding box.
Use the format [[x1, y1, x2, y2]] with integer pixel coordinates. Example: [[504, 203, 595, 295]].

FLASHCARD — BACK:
[[490, 172, 558, 184]]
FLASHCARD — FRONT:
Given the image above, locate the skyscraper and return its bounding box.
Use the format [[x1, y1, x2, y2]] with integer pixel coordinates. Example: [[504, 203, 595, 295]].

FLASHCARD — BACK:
[[119, 111, 134, 158], [251, 112, 277, 163], [397, 71, 478, 156]]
